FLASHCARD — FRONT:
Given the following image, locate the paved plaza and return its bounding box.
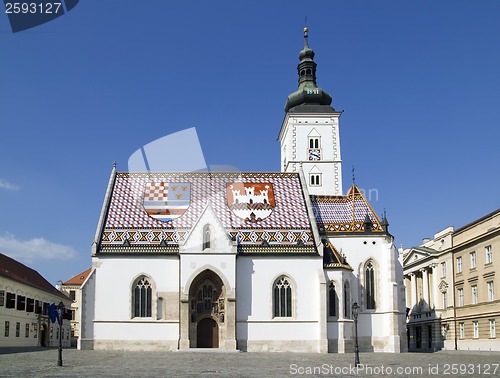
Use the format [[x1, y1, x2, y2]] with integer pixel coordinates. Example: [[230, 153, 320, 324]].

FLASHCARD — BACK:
[[0, 348, 499, 377]]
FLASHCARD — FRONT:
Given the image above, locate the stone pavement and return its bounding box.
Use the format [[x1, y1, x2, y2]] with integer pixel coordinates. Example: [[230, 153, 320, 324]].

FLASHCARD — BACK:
[[0, 348, 499, 377]]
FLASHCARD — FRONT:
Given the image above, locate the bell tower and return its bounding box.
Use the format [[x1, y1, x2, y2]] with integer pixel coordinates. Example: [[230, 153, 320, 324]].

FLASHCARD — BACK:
[[278, 27, 343, 196]]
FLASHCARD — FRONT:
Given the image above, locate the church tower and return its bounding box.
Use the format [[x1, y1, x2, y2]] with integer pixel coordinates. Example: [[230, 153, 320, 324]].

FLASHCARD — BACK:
[[278, 28, 343, 195]]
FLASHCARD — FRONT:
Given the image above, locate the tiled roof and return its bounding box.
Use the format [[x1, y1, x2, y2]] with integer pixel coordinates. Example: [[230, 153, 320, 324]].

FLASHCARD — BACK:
[[323, 241, 353, 270], [99, 172, 315, 252], [311, 185, 384, 234], [63, 268, 92, 285], [0, 253, 69, 300]]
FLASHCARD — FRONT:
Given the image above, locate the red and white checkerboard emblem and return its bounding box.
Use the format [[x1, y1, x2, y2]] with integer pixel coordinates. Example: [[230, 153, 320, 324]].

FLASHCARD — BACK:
[[142, 181, 190, 221]]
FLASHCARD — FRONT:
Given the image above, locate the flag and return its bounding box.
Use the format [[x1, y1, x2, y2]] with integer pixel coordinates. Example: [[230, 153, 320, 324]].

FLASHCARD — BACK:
[[47, 303, 59, 324]]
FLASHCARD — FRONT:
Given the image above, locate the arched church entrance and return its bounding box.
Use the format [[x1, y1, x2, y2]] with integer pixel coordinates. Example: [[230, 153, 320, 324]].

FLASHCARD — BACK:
[[197, 318, 218, 348], [188, 270, 225, 348]]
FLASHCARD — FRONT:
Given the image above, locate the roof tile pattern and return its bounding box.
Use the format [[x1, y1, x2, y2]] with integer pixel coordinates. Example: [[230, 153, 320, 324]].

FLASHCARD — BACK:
[[311, 185, 383, 233], [101, 172, 314, 250]]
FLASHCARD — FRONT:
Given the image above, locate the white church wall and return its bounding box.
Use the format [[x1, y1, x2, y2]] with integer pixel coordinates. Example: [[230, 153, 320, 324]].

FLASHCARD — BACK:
[[94, 256, 179, 322], [236, 255, 326, 352]]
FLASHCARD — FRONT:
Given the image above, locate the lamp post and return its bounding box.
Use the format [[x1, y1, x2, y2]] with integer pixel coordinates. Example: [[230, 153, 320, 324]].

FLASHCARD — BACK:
[[352, 302, 360, 367], [57, 301, 65, 367]]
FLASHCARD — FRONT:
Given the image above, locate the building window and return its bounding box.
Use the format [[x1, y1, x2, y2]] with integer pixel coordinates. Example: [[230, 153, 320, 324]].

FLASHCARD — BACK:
[[457, 257, 463, 273], [34, 324, 37, 338], [441, 262, 446, 278], [365, 261, 376, 310], [25, 323, 29, 338], [490, 320, 496, 338], [15, 322, 20, 337], [486, 245, 493, 264], [26, 298, 34, 312], [203, 225, 211, 250], [328, 281, 337, 317], [470, 252, 476, 269], [69, 290, 76, 301], [4, 321, 9, 337], [0, 290, 4, 307], [133, 276, 153, 318], [459, 322, 465, 339], [487, 281, 494, 302], [473, 321, 479, 339], [442, 291, 447, 308], [16, 295, 26, 311], [273, 276, 292, 317], [458, 288, 464, 307], [6, 292, 15, 309], [309, 174, 321, 186], [344, 282, 350, 319], [472, 285, 478, 304]]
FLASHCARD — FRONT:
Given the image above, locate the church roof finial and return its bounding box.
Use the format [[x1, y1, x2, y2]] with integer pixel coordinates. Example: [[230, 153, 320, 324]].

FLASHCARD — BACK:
[[304, 26, 309, 49]]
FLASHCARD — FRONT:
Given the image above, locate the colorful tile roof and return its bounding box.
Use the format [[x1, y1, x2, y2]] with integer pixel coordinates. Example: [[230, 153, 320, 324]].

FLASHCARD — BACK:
[[323, 241, 353, 270], [311, 185, 384, 234], [98, 172, 315, 253]]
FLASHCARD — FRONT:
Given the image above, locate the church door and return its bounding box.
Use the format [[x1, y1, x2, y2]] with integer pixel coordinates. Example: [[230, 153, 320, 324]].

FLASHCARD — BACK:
[[197, 318, 218, 348]]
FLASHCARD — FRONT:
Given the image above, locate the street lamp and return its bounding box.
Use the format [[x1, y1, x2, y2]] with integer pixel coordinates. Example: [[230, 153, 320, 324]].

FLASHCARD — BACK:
[[352, 302, 360, 367], [57, 301, 65, 367]]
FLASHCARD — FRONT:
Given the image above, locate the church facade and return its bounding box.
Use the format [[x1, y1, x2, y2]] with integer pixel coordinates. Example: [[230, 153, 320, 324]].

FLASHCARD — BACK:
[[79, 28, 407, 353]]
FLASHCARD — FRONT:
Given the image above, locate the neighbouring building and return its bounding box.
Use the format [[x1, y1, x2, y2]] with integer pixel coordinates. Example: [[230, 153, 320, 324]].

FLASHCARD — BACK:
[[61, 268, 91, 346], [79, 28, 407, 353], [0, 253, 72, 347], [404, 208, 500, 351]]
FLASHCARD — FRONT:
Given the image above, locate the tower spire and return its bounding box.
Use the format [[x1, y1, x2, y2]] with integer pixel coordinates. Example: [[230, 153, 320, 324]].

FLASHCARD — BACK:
[[284, 27, 333, 112]]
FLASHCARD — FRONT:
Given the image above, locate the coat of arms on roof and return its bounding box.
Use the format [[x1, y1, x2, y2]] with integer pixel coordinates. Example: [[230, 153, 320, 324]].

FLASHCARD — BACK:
[[142, 181, 191, 221], [226, 183, 275, 223]]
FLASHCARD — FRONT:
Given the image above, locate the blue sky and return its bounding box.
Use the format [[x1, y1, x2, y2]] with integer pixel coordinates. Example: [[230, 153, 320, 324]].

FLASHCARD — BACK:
[[1, 1, 499, 285]]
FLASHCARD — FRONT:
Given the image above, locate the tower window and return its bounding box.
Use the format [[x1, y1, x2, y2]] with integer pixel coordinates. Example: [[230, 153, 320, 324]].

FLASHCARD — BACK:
[[300, 70, 305, 77], [309, 137, 320, 149], [306, 68, 312, 75], [310, 174, 321, 186]]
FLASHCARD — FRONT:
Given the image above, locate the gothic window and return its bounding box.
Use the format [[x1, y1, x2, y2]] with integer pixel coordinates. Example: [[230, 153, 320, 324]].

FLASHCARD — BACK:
[[133, 276, 152, 318], [203, 225, 211, 250], [344, 281, 350, 318], [274, 276, 292, 317], [328, 281, 337, 317], [365, 261, 376, 310]]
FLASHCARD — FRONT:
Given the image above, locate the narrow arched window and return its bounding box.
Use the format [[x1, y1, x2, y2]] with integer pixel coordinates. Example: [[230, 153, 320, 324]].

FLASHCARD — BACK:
[[344, 282, 350, 319], [328, 281, 337, 317], [203, 225, 211, 250], [365, 261, 376, 309], [273, 276, 292, 317], [133, 276, 152, 317]]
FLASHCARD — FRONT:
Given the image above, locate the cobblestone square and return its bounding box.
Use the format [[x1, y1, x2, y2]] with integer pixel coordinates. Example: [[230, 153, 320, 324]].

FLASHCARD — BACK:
[[1, 348, 499, 377]]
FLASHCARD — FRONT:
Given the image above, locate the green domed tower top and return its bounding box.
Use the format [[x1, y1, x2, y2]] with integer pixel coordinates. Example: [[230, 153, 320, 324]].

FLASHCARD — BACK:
[[284, 27, 334, 113]]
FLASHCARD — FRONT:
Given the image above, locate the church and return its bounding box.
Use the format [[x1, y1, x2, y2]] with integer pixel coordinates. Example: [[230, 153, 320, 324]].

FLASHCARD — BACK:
[[79, 28, 407, 353]]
